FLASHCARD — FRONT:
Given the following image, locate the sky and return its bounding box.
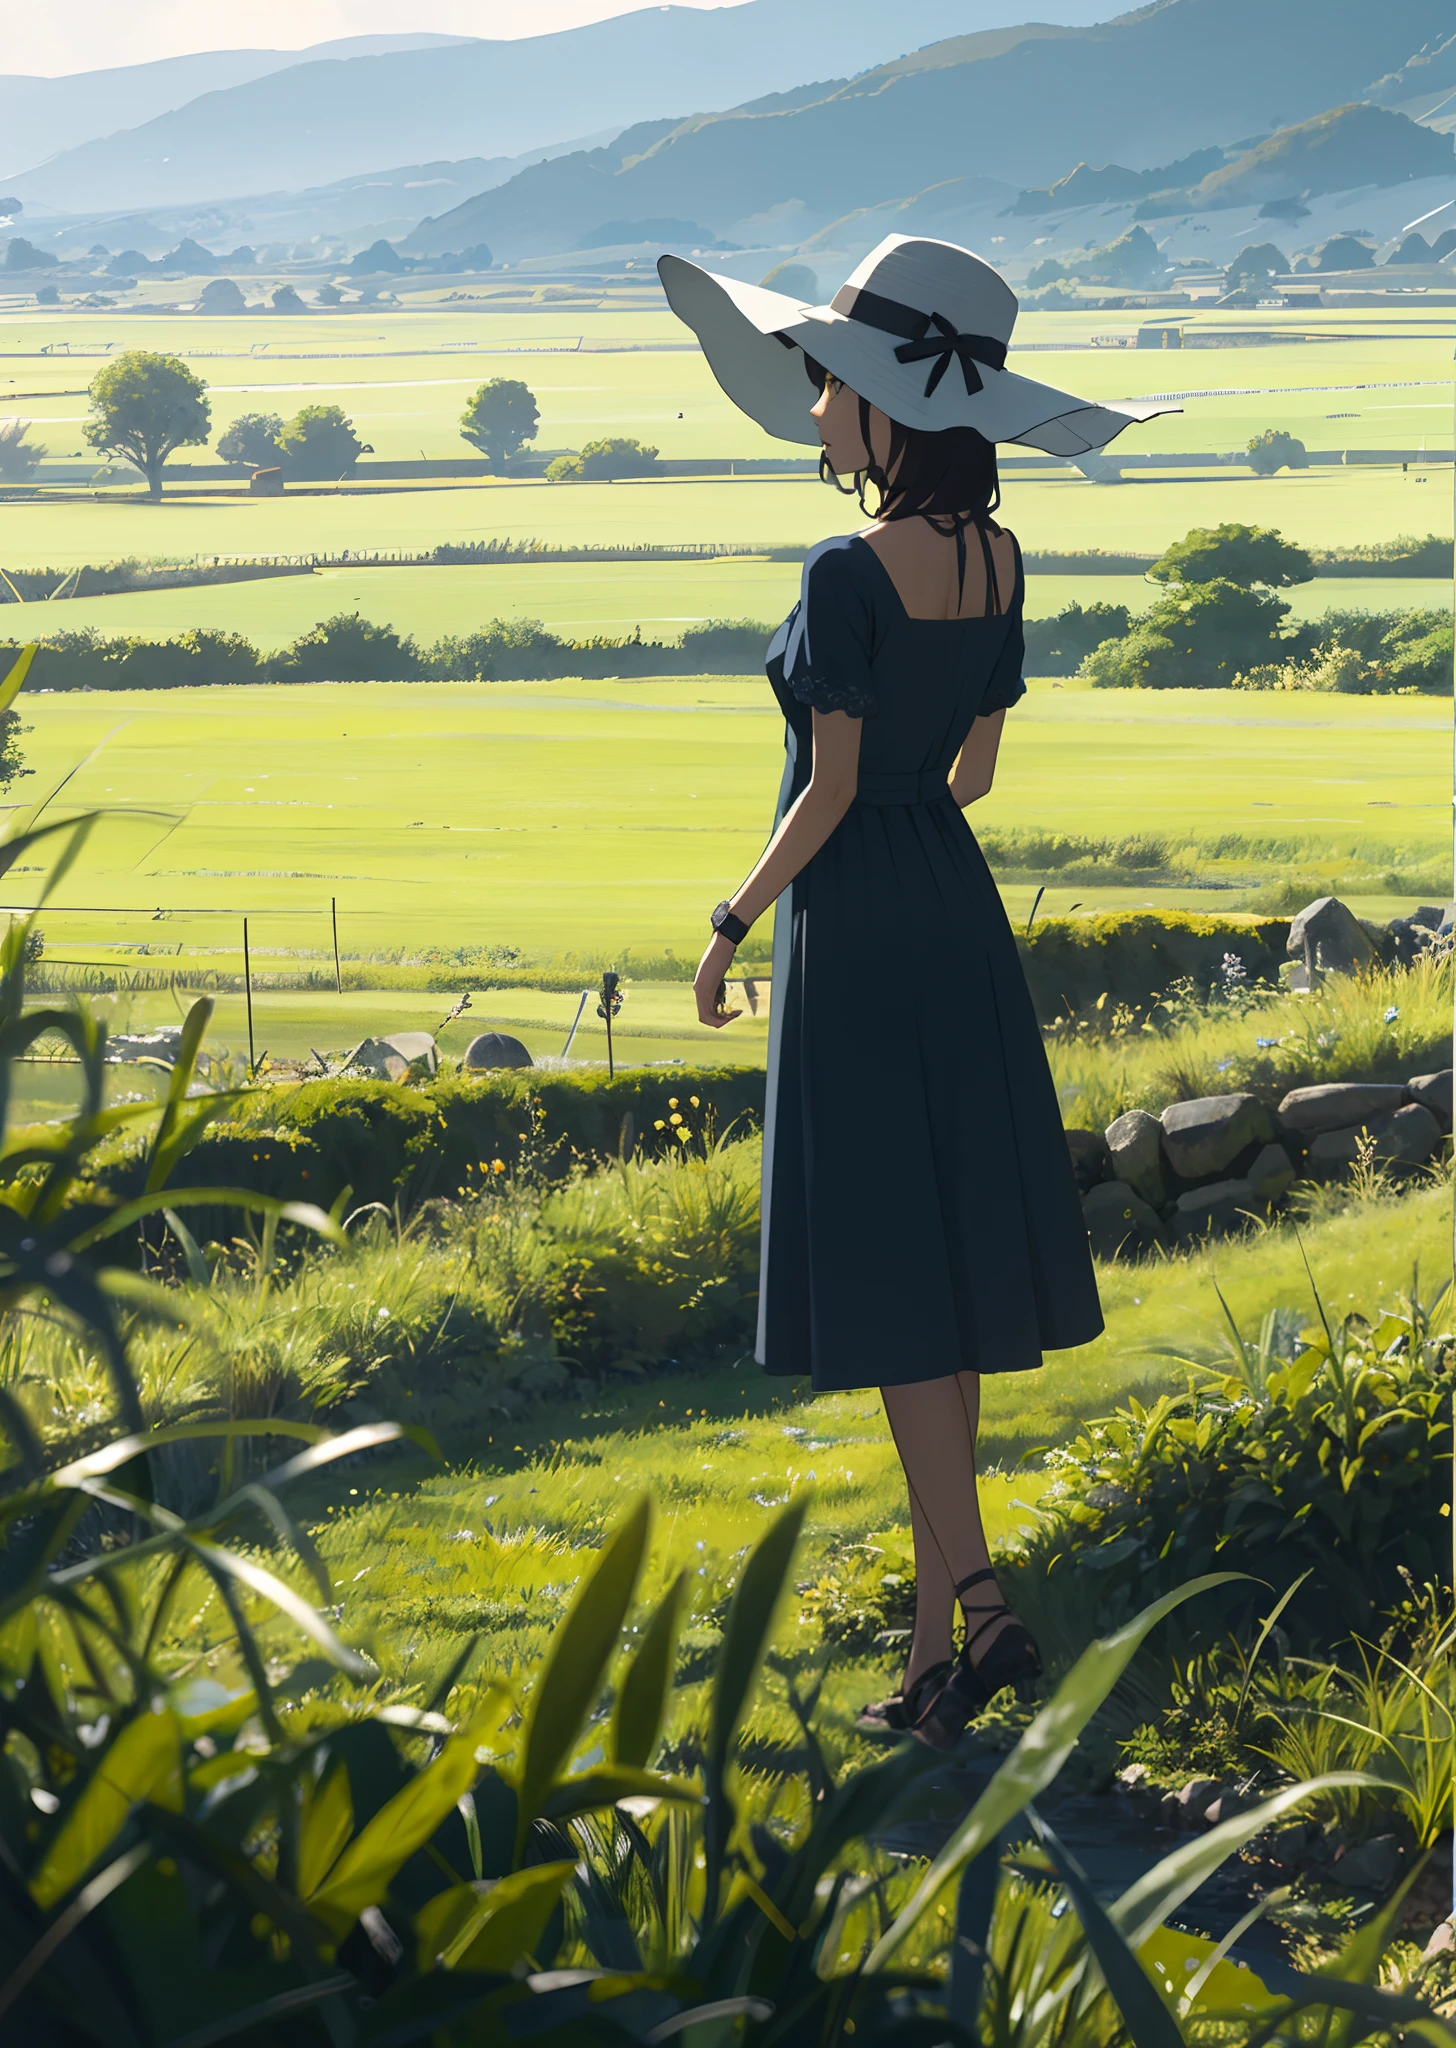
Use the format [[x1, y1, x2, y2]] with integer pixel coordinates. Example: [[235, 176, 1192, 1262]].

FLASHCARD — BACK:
[[9, 0, 745, 76]]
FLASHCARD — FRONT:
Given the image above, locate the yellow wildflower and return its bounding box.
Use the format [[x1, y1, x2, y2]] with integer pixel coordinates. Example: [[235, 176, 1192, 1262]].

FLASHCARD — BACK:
[[669, 1112, 683, 1125]]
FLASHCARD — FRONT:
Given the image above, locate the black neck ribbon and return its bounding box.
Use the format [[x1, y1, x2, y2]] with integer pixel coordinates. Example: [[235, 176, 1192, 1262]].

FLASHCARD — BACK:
[[841, 287, 1007, 397]]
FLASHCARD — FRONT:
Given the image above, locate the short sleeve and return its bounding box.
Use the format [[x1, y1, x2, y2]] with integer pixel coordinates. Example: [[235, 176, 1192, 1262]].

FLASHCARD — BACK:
[[978, 540, 1026, 716], [782, 541, 877, 718]]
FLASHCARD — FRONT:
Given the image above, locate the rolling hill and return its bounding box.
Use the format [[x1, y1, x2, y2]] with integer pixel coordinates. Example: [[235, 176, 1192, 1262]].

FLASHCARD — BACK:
[[1139, 101, 1454, 214], [0, 36, 469, 183], [402, 0, 1456, 260], [5, 0, 1094, 217]]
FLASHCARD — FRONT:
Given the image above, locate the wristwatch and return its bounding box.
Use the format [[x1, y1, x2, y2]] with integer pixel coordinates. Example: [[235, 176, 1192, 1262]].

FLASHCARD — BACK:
[[710, 901, 750, 946]]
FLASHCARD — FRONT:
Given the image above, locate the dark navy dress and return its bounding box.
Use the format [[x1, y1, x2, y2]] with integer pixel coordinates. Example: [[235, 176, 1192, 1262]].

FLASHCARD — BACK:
[[755, 529, 1103, 1392]]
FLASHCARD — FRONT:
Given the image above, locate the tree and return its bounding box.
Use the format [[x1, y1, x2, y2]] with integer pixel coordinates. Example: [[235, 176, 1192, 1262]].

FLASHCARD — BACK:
[[547, 436, 658, 481], [4, 238, 57, 271], [0, 421, 46, 480], [459, 378, 540, 469], [315, 282, 344, 305], [271, 284, 306, 313], [1306, 235, 1376, 272], [1081, 578, 1290, 689], [197, 278, 246, 313], [83, 350, 211, 500], [1246, 429, 1309, 476], [348, 239, 407, 275], [216, 411, 284, 468], [1150, 522, 1313, 588], [277, 403, 369, 479], [1225, 241, 1288, 286]]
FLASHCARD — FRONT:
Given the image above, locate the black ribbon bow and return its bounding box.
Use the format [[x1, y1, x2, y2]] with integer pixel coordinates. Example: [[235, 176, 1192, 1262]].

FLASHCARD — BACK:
[[892, 310, 1007, 398]]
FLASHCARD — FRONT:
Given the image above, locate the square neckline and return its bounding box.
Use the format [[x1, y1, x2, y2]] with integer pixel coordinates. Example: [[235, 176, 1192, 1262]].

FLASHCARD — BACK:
[[848, 530, 1017, 625]]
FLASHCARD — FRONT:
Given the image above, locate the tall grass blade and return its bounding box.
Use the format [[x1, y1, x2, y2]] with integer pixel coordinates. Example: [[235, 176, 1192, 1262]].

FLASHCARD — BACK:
[[514, 1495, 651, 1857], [612, 1569, 687, 1769], [1028, 1806, 1184, 2048]]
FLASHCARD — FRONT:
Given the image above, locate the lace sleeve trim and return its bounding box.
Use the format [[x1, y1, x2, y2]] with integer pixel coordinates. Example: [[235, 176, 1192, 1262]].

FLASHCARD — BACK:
[[787, 668, 875, 718]]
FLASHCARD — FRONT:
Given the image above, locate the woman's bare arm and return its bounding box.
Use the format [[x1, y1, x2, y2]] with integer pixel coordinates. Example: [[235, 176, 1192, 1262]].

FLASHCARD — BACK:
[[948, 708, 1006, 808], [693, 708, 861, 1026]]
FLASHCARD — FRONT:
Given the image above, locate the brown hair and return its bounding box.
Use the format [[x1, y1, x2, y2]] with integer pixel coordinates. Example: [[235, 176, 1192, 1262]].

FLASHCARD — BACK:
[[800, 351, 1001, 529]]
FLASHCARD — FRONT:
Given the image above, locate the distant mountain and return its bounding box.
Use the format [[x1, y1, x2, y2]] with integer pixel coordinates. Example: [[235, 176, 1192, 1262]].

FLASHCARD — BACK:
[[1139, 102, 1454, 215], [403, 0, 1456, 261], [5, 1, 1108, 216], [0, 36, 469, 181]]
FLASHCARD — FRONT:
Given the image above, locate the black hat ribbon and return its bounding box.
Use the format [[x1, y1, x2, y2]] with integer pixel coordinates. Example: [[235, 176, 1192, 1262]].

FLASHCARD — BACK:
[[840, 287, 1008, 397]]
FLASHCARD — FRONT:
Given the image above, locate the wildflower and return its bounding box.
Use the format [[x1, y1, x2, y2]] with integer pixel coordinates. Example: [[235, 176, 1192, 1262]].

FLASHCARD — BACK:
[[1215, 1057, 1233, 1073], [491, 1159, 505, 1174], [1255, 1037, 1277, 1049], [669, 1112, 682, 1125], [654, 1119, 666, 1130], [1384, 1005, 1400, 1024], [689, 1095, 700, 1107], [676, 1127, 690, 1143], [668, 1097, 679, 1109]]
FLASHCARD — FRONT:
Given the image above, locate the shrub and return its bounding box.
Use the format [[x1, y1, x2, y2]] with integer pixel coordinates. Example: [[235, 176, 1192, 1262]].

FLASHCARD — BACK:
[[216, 409, 283, 466], [1079, 577, 1290, 688], [0, 416, 45, 478], [1246, 428, 1309, 475], [1023, 600, 1130, 674], [1021, 908, 1289, 1020], [270, 610, 420, 681], [278, 401, 369, 478], [677, 617, 771, 671], [1149, 521, 1313, 589], [548, 435, 659, 481]]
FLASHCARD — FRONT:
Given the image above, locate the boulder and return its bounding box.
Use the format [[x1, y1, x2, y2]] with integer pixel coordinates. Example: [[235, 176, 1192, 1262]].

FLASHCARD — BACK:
[[1065, 1128, 1111, 1192], [1265, 1823, 1313, 1870], [1176, 1777, 1222, 1818], [346, 1031, 438, 1081], [1305, 1104, 1442, 1175], [1287, 896, 1377, 976], [105, 1026, 184, 1066], [1246, 1140, 1296, 1203], [1083, 1180, 1168, 1259], [1405, 1069, 1453, 1131], [1387, 916, 1436, 967], [1160, 1093, 1271, 1180], [465, 1031, 533, 1071], [1335, 1833, 1404, 1894], [1104, 1109, 1166, 1205], [1409, 904, 1446, 932], [1277, 1081, 1404, 1134], [1171, 1177, 1263, 1243]]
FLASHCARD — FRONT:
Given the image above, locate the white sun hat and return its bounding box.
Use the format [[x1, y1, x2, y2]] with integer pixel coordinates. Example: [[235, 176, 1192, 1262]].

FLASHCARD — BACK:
[[658, 234, 1180, 457]]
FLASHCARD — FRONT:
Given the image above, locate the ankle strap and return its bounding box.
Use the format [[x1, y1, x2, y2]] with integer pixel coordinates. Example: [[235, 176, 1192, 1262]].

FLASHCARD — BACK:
[[953, 1567, 998, 1599]]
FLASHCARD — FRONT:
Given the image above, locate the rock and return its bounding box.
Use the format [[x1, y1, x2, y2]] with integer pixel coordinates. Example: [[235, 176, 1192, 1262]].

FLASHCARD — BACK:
[[1177, 1777, 1222, 1818], [1422, 1918, 1455, 1960], [1104, 1109, 1166, 1205], [346, 1032, 439, 1082], [1161, 1093, 1271, 1180], [1065, 1128, 1112, 1193], [1264, 1822, 1312, 1869], [1117, 1763, 1149, 1790], [1388, 916, 1437, 966], [1171, 1178, 1262, 1243], [1277, 1081, 1405, 1134], [1287, 896, 1377, 976], [1335, 1833, 1404, 1893], [1246, 1141, 1296, 1204], [1204, 1790, 1254, 1826], [1406, 1069, 1453, 1131], [465, 1031, 533, 1071], [1083, 1180, 1168, 1259], [1409, 904, 1446, 932], [1306, 1104, 1442, 1175]]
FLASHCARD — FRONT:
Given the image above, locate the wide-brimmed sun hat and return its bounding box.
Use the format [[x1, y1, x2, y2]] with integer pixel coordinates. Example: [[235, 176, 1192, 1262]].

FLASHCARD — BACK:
[[658, 234, 1180, 456]]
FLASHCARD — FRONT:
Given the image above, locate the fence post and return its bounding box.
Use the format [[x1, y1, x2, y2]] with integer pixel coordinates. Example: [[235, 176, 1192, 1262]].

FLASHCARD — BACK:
[[331, 897, 342, 994], [243, 917, 255, 1073]]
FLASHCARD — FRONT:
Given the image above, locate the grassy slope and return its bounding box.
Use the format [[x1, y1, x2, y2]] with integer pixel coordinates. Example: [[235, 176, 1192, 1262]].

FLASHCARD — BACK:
[[306, 1184, 1450, 1723]]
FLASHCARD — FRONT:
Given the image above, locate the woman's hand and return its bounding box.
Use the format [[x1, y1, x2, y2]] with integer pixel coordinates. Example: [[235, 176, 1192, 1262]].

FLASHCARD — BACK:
[[694, 933, 742, 1028]]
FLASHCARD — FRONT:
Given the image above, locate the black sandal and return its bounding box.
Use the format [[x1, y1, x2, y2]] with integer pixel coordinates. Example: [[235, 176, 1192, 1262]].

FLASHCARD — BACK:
[[910, 1568, 1042, 1753], [854, 1659, 954, 1735]]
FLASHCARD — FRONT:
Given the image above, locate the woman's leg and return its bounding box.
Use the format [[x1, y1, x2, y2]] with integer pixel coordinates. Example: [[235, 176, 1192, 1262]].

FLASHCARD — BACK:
[[881, 1371, 1011, 1672]]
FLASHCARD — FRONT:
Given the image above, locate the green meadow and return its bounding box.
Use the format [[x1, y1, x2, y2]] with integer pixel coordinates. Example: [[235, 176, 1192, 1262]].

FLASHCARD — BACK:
[[9, 674, 1444, 974]]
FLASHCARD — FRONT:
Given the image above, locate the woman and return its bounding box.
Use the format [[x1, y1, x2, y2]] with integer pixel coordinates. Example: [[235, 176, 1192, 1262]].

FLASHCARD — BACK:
[[658, 235, 1175, 1749]]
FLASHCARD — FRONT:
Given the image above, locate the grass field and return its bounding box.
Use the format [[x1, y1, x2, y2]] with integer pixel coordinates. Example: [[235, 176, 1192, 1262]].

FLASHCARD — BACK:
[[6, 674, 1443, 965], [4, 300, 1453, 465], [6, 560, 1446, 647]]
